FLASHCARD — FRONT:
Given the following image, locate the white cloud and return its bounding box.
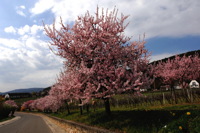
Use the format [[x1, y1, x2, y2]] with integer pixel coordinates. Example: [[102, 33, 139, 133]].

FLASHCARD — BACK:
[[0, 35, 63, 92], [18, 25, 30, 35], [0, 38, 23, 49], [20, 5, 26, 9], [30, 25, 44, 35], [15, 25, 42, 35], [16, 10, 26, 17], [16, 5, 26, 17], [30, 0, 200, 39], [20, 69, 60, 87], [30, 0, 55, 15], [4, 26, 16, 34], [11, 24, 43, 36]]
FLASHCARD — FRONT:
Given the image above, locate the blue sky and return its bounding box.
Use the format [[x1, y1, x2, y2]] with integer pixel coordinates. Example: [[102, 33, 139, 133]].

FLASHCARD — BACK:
[[0, 0, 200, 92]]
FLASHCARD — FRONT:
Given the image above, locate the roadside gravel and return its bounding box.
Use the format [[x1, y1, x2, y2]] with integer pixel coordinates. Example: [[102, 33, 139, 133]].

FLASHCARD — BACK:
[[38, 114, 67, 133]]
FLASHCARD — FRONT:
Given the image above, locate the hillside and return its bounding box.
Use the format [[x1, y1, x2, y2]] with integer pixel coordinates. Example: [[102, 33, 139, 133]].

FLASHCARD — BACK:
[[151, 49, 200, 64], [0, 88, 44, 95]]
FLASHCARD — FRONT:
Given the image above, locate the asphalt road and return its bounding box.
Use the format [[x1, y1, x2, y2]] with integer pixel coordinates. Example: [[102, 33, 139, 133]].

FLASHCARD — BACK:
[[0, 112, 53, 133]]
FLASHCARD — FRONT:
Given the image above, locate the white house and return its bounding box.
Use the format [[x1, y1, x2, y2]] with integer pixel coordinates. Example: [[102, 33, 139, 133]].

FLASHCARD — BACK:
[[189, 80, 199, 89]]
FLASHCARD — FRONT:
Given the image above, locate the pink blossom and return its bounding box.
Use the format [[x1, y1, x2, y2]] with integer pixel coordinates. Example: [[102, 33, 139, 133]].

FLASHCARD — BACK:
[[155, 54, 200, 88], [4, 100, 18, 108], [43, 7, 153, 105]]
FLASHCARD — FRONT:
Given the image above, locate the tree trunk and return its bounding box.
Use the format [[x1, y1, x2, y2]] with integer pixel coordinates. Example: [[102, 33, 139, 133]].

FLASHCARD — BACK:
[[104, 98, 111, 115], [11, 110, 15, 117], [92, 99, 96, 112], [79, 99, 83, 115], [171, 85, 177, 104], [173, 88, 178, 104], [86, 104, 89, 113], [66, 102, 70, 115]]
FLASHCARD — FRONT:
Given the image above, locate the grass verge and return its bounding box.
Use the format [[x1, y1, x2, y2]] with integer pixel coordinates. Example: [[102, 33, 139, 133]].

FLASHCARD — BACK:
[[49, 103, 200, 133], [0, 116, 15, 123]]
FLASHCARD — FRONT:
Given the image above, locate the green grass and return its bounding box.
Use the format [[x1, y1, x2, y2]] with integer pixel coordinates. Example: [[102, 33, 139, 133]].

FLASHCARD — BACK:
[[159, 110, 200, 133], [49, 103, 200, 133], [14, 97, 39, 105], [160, 103, 200, 110]]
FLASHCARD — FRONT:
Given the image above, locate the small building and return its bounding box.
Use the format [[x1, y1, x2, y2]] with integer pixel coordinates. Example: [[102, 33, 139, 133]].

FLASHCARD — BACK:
[[5, 93, 31, 99], [4, 94, 10, 99], [189, 80, 199, 89]]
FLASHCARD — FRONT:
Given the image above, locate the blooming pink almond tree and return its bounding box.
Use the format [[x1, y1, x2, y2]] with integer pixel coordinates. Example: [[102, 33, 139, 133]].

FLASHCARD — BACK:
[[4, 100, 18, 116], [174, 54, 200, 102], [4, 100, 18, 108], [191, 54, 200, 82], [155, 57, 179, 103], [44, 7, 152, 114], [30, 95, 64, 112], [155, 54, 200, 103], [21, 100, 34, 111], [29, 71, 76, 113]]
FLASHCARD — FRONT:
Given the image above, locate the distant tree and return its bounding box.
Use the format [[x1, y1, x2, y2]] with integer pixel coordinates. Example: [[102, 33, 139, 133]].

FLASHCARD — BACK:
[[30, 95, 64, 113], [155, 54, 200, 103], [4, 100, 18, 116], [4, 100, 18, 108], [44, 7, 153, 114], [48, 70, 77, 114], [21, 100, 34, 111]]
